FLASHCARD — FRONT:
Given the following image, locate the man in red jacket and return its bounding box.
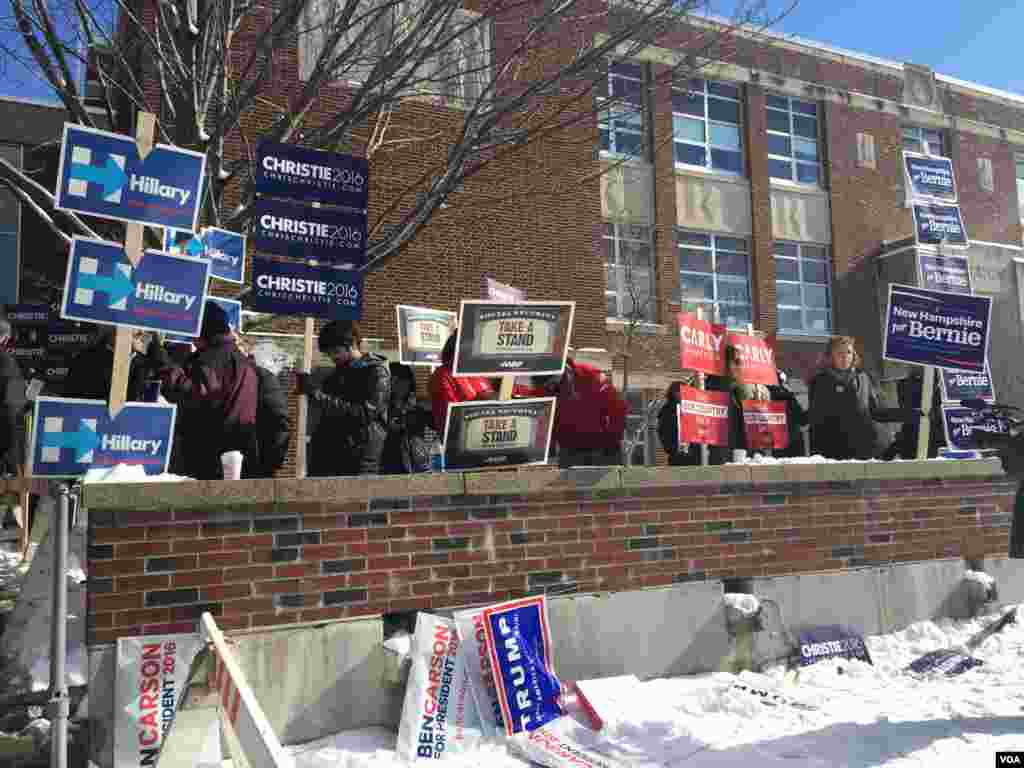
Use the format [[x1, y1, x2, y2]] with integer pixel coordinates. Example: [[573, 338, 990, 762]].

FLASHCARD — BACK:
[[544, 358, 628, 468]]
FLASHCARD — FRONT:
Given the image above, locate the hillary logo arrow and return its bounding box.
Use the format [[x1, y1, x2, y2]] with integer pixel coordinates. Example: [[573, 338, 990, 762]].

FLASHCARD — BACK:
[[79, 266, 136, 308], [69, 154, 128, 200], [184, 236, 205, 257], [41, 420, 101, 463]]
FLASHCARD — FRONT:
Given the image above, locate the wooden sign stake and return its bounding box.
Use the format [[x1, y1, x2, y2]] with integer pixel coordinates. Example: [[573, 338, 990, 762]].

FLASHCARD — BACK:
[[295, 317, 315, 478], [108, 112, 156, 418], [696, 306, 709, 467]]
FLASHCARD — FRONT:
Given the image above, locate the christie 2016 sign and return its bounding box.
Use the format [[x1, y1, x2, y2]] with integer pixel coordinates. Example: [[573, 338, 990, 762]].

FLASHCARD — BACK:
[[883, 284, 991, 373], [61, 237, 210, 337], [903, 152, 957, 203], [453, 301, 575, 377], [56, 124, 206, 231], [250, 258, 362, 320], [443, 399, 556, 471], [396, 305, 456, 366], [30, 396, 176, 477], [255, 141, 369, 210], [252, 198, 367, 267]]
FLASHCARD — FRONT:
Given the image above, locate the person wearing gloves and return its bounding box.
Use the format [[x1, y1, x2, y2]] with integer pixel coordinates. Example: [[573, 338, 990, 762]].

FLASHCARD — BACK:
[[297, 320, 391, 477], [705, 346, 774, 464], [428, 332, 498, 434], [768, 369, 808, 458], [65, 326, 163, 402], [543, 358, 628, 468], [158, 302, 258, 480], [0, 319, 26, 476]]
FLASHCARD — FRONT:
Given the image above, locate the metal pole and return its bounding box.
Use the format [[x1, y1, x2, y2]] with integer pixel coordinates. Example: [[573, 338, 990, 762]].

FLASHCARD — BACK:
[[49, 483, 70, 768]]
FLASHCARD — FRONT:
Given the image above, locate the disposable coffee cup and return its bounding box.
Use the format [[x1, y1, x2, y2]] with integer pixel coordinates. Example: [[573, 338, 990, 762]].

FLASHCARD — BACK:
[[220, 451, 244, 480], [732, 449, 748, 463]]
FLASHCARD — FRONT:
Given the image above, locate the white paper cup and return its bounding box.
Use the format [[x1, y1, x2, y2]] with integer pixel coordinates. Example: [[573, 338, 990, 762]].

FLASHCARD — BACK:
[[732, 449, 748, 463], [220, 451, 244, 480]]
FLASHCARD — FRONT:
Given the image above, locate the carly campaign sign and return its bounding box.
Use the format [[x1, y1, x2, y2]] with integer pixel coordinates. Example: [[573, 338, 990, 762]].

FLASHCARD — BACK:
[[728, 331, 778, 386], [941, 406, 1010, 451], [939, 363, 995, 403], [453, 301, 574, 377], [30, 396, 176, 477], [678, 312, 726, 375], [443, 399, 556, 471], [252, 198, 367, 267], [912, 203, 969, 247], [255, 141, 369, 210], [61, 237, 210, 336], [884, 284, 992, 373], [396, 305, 456, 366], [250, 258, 362, 320], [742, 400, 789, 451], [903, 152, 957, 203], [677, 386, 731, 447], [56, 124, 206, 231], [114, 633, 204, 768], [918, 251, 972, 294], [481, 596, 563, 737]]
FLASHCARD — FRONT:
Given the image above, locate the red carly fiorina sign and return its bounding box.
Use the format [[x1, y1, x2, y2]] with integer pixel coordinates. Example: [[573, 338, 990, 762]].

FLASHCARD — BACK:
[[742, 400, 789, 450], [677, 385, 731, 446], [678, 313, 727, 375], [728, 332, 778, 386]]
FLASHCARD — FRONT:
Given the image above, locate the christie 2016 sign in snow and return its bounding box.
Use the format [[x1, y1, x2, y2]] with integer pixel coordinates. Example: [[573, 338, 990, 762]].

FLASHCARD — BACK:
[[903, 152, 957, 203], [396, 305, 456, 366], [30, 396, 176, 477], [883, 284, 991, 373], [56, 124, 206, 231], [250, 258, 362, 320], [252, 198, 367, 267], [453, 301, 574, 377], [443, 399, 556, 471], [61, 237, 210, 337], [255, 141, 369, 209]]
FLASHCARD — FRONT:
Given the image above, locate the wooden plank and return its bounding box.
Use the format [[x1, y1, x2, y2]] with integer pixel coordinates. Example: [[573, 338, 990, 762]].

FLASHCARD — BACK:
[[294, 318, 315, 478]]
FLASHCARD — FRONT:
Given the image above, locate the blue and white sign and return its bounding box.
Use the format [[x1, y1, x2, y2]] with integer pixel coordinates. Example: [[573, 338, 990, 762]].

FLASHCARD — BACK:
[[30, 396, 176, 477], [61, 237, 210, 336], [202, 227, 246, 284], [918, 251, 972, 294], [939, 362, 995, 403], [883, 284, 991, 373], [56, 124, 206, 231], [904, 152, 957, 203], [252, 199, 366, 267], [250, 258, 362, 320], [255, 141, 368, 210], [913, 203, 969, 248], [941, 405, 1010, 451], [798, 625, 872, 667]]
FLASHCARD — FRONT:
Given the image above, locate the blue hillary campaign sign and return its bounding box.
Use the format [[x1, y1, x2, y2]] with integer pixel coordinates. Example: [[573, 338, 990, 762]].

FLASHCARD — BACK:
[[918, 251, 972, 294], [252, 198, 366, 267], [250, 258, 362, 320], [912, 203, 968, 247], [904, 152, 957, 203], [56, 124, 206, 231], [884, 284, 991, 373], [255, 141, 369, 210], [61, 237, 210, 336], [30, 396, 176, 477], [164, 227, 246, 284]]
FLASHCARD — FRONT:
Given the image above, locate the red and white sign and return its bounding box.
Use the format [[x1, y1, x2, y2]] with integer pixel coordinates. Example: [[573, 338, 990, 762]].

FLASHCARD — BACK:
[[742, 400, 789, 451], [678, 313, 727, 375], [677, 386, 731, 447], [727, 332, 778, 386]]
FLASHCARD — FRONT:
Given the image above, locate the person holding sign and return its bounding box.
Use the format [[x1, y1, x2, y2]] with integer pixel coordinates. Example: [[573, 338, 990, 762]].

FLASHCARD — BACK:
[[542, 358, 628, 468], [706, 346, 768, 464], [658, 381, 700, 466], [429, 332, 498, 433], [0, 319, 26, 477], [297, 320, 391, 477]]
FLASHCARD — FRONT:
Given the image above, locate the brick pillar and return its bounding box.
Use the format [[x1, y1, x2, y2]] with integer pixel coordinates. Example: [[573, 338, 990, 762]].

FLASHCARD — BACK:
[[744, 82, 776, 332], [651, 64, 679, 325]]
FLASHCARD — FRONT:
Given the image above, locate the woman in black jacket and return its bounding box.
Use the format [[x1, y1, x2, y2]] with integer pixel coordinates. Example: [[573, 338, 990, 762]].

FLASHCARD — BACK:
[[657, 381, 700, 466], [381, 363, 432, 474], [706, 346, 750, 465]]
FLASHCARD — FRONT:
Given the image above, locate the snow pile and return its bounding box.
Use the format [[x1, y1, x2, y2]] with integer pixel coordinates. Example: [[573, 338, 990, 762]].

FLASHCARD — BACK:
[[963, 570, 996, 590], [82, 465, 192, 483], [722, 593, 760, 618], [286, 605, 1024, 767]]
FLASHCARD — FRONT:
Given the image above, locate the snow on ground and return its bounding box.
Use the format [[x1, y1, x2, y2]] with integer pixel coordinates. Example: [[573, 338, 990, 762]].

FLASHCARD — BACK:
[[288, 606, 1024, 767]]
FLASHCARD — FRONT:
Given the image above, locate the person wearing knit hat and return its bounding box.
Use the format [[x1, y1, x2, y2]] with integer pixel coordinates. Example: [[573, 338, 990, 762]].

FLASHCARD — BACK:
[[201, 301, 232, 340]]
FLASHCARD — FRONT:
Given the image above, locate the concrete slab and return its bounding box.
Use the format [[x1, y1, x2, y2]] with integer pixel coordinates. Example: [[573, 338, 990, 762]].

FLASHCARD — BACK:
[[979, 556, 1024, 605], [878, 558, 972, 627]]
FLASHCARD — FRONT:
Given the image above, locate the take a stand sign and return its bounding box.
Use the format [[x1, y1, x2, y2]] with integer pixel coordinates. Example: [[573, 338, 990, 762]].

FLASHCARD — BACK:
[[453, 301, 575, 377], [442, 398, 556, 471], [396, 305, 456, 366]]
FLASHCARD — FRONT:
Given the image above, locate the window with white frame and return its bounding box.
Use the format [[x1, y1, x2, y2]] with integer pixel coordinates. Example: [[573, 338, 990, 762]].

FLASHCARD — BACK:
[[604, 223, 654, 321], [902, 125, 946, 156], [599, 63, 645, 159], [774, 241, 833, 335], [676, 231, 753, 328], [766, 94, 821, 185], [672, 79, 744, 174]]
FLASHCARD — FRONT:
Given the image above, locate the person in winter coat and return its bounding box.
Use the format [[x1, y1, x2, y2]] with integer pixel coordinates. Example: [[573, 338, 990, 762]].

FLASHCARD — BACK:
[[428, 332, 498, 434], [158, 303, 258, 480], [64, 326, 163, 402], [542, 358, 628, 468], [705, 346, 752, 465], [0, 319, 26, 476], [768, 369, 808, 458], [234, 334, 291, 479], [657, 381, 699, 466], [382, 363, 432, 475], [298, 320, 391, 477], [808, 336, 903, 460]]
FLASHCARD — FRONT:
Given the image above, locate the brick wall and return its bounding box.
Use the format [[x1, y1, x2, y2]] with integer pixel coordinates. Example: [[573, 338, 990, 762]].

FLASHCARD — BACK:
[[83, 462, 1014, 644]]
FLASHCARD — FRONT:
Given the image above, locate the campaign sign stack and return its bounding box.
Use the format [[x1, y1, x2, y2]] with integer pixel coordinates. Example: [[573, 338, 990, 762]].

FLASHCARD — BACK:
[[31, 122, 210, 476], [164, 226, 247, 284], [249, 141, 367, 320]]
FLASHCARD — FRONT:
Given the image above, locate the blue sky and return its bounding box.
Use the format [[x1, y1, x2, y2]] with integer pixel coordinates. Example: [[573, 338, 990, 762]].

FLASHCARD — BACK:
[[2, 1, 1023, 103]]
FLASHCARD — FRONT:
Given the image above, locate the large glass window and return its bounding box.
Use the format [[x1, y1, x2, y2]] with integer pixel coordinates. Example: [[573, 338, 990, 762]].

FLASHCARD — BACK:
[[676, 231, 752, 328], [599, 63, 645, 158], [604, 222, 654, 321], [672, 79, 744, 174], [774, 241, 833, 335], [766, 94, 820, 185], [903, 125, 946, 156]]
